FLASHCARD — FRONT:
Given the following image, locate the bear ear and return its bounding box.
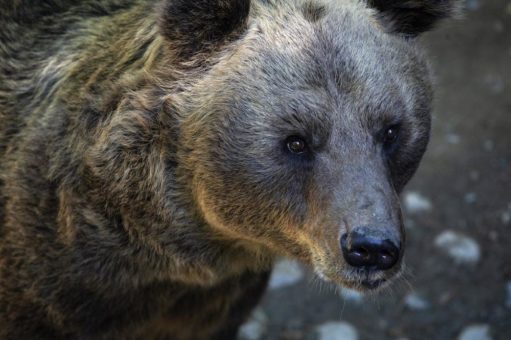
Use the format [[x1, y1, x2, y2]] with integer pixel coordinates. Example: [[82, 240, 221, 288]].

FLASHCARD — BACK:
[[367, 0, 461, 36], [159, 0, 251, 58]]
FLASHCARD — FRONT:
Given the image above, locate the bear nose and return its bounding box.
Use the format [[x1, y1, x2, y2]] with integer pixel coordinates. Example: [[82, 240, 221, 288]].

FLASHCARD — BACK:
[[340, 231, 400, 270]]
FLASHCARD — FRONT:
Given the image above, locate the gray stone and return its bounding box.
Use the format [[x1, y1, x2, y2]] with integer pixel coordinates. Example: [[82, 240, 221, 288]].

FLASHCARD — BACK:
[[506, 281, 511, 308], [268, 259, 304, 290], [469, 170, 480, 181], [493, 20, 504, 33], [434, 230, 481, 264], [458, 324, 492, 340], [501, 211, 511, 225], [484, 74, 504, 94], [464, 192, 477, 204], [238, 308, 268, 340], [465, 0, 480, 11], [403, 192, 432, 214], [316, 321, 358, 340], [404, 293, 430, 311], [483, 139, 495, 151], [446, 133, 461, 145]]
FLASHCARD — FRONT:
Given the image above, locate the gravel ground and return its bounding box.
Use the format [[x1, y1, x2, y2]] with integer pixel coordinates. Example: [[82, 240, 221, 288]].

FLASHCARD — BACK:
[[240, 1, 511, 339]]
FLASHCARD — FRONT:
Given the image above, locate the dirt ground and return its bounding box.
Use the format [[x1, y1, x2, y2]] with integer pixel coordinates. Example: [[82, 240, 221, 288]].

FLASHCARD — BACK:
[[244, 1, 511, 339]]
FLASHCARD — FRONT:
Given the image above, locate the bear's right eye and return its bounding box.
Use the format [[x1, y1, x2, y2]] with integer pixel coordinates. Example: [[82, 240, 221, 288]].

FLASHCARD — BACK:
[[381, 124, 401, 154], [285, 136, 308, 154]]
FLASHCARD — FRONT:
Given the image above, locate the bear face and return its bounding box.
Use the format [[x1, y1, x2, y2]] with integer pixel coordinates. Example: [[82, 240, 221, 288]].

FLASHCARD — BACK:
[[78, 0, 460, 291], [161, 0, 458, 290]]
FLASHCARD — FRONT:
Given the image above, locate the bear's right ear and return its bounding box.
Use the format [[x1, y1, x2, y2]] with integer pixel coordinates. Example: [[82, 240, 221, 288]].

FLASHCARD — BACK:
[[159, 0, 251, 58], [367, 0, 461, 36]]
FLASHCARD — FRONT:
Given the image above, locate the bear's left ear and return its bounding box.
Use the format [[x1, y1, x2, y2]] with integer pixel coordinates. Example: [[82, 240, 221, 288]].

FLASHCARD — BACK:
[[159, 0, 251, 58], [367, 0, 461, 36]]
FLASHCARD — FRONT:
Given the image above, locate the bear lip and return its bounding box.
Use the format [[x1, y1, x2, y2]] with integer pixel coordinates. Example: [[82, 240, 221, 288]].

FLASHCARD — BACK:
[[360, 278, 387, 290], [314, 264, 401, 292]]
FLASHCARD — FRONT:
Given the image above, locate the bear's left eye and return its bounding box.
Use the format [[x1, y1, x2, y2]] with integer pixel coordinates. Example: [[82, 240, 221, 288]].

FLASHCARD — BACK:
[[381, 124, 401, 150], [285, 136, 308, 154]]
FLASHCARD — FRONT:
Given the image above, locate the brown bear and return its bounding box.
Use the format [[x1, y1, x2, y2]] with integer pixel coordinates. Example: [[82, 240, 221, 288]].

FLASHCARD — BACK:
[[0, 0, 458, 338]]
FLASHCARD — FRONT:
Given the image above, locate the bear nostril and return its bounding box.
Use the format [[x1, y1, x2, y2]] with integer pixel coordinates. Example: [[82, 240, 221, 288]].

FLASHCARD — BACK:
[[352, 246, 371, 260], [375, 241, 400, 270], [340, 232, 400, 271]]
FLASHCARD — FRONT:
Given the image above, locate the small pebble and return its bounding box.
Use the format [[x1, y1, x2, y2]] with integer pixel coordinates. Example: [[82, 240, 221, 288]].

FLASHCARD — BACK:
[[483, 139, 495, 151], [434, 230, 481, 264], [339, 287, 364, 303], [404, 293, 430, 311], [269, 259, 304, 289], [483, 74, 504, 94], [404, 192, 432, 214], [501, 211, 511, 225], [506, 282, 511, 308], [438, 291, 453, 305], [464, 192, 477, 204], [446, 133, 461, 145], [465, 0, 480, 11], [493, 20, 504, 33], [457, 324, 492, 340], [488, 230, 498, 242], [316, 321, 358, 340], [238, 309, 268, 340], [469, 171, 480, 181]]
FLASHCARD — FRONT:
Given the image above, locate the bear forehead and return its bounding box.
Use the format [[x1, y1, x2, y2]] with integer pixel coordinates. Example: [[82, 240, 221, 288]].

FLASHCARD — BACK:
[[224, 5, 424, 121], [250, 0, 422, 82]]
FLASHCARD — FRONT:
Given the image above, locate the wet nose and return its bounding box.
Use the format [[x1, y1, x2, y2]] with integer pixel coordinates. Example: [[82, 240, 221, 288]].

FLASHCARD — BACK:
[[340, 231, 400, 270]]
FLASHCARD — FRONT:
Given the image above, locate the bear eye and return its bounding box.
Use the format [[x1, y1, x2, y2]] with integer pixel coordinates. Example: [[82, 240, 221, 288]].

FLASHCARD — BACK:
[[285, 136, 308, 154], [382, 124, 401, 149]]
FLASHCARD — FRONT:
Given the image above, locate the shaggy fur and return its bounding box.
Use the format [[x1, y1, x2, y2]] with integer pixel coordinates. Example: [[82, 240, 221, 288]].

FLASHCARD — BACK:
[[0, 0, 458, 338]]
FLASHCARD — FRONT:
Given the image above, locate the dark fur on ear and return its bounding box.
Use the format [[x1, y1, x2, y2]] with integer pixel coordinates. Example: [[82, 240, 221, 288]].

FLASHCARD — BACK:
[[159, 0, 251, 58], [367, 0, 460, 36]]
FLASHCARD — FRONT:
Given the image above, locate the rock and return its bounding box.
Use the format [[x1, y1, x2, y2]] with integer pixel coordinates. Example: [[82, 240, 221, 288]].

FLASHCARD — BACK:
[[483, 139, 495, 151], [465, 0, 480, 11], [464, 192, 477, 204], [404, 293, 430, 311], [506, 282, 511, 308], [493, 20, 504, 33], [339, 287, 364, 303], [268, 259, 304, 289], [438, 291, 454, 305], [469, 170, 480, 181], [501, 211, 511, 225], [238, 308, 268, 340], [457, 324, 492, 340], [434, 230, 481, 264], [488, 230, 498, 242], [316, 321, 358, 340], [403, 192, 432, 214], [446, 133, 461, 145]]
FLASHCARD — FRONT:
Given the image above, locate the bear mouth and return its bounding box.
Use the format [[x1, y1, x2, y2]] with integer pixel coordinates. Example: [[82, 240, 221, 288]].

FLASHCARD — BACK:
[[338, 276, 391, 292], [360, 278, 387, 290], [314, 264, 401, 292]]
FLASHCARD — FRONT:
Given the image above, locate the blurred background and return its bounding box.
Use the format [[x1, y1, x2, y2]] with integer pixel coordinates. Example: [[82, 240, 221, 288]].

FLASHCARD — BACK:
[[240, 1, 511, 339]]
